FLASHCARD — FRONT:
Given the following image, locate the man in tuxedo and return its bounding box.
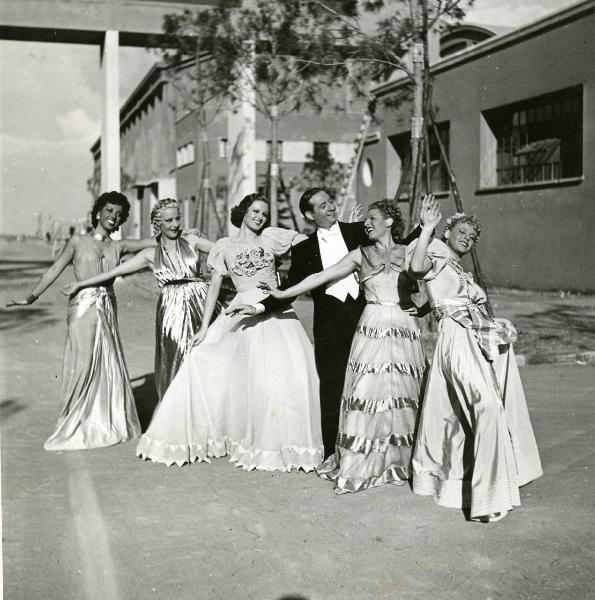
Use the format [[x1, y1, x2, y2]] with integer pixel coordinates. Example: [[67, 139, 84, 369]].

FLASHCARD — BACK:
[[229, 188, 420, 458]]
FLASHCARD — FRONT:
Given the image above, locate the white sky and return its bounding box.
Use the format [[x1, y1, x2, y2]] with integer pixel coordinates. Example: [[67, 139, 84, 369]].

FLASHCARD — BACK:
[[0, 0, 581, 235]]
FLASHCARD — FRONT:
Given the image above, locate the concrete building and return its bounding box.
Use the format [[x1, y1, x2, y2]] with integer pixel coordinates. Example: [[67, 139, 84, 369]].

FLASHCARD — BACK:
[[357, 0, 594, 292], [91, 61, 365, 240]]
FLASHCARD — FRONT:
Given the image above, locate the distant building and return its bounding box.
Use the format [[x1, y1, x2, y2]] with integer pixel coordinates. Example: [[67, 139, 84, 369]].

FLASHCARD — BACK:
[[91, 62, 365, 241], [357, 1, 594, 292]]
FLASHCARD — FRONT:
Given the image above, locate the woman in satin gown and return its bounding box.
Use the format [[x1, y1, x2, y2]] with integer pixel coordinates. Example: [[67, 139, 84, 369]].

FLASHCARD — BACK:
[[136, 193, 323, 472], [8, 191, 154, 450], [63, 198, 216, 400], [261, 200, 427, 494], [407, 201, 542, 522]]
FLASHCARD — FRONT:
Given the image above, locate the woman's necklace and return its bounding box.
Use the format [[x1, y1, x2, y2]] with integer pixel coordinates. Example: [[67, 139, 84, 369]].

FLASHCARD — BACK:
[[161, 237, 177, 252], [91, 230, 110, 261]]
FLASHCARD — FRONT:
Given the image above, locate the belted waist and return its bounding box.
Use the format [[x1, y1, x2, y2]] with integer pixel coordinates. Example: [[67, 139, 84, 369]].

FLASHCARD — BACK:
[[161, 277, 204, 287], [432, 299, 517, 361], [432, 299, 475, 320], [366, 300, 399, 306]]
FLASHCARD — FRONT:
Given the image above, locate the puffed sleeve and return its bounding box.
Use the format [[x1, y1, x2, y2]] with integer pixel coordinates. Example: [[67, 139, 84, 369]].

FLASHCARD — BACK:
[[405, 238, 450, 281], [206, 238, 229, 276], [261, 227, 307, 257]]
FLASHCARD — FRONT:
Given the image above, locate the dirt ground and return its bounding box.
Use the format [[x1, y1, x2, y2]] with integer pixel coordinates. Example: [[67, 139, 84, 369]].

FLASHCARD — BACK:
[[1, 239, 595, 600]]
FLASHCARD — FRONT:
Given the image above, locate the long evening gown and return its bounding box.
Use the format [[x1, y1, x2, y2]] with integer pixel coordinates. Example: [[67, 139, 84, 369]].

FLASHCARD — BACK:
[[407, 239, 542, 519], [153, 235, 219, 400], [317, 244, 427, 493], [136, 227, 324, 471], [44, 235, 141, 451]]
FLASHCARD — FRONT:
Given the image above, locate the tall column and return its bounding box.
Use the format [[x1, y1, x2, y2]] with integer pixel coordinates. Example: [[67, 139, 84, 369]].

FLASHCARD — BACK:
[[227, 42, 256, 233], [100, 30, 121, 238], [100, 30, 120, 193]]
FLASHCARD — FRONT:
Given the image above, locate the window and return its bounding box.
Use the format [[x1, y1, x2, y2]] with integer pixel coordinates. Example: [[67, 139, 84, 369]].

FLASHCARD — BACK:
[[361, 159, 373, 187], [481, 85, 582, 188], [176, 142, 195, 168], [218, 138, 228, 159], [265, 140, 283, 162], [390, 121, 450, 197]]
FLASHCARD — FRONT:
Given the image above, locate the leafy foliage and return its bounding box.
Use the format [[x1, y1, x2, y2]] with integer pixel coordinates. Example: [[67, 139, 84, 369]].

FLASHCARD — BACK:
[[296, 143, 348, 197]]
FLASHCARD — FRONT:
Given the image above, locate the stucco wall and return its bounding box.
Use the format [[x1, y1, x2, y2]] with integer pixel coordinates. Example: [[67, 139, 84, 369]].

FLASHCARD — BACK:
[[359, 9, 594, 292]]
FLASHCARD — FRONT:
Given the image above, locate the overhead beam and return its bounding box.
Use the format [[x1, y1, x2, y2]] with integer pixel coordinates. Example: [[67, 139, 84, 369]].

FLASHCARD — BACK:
[[0, 0, 238, 47]]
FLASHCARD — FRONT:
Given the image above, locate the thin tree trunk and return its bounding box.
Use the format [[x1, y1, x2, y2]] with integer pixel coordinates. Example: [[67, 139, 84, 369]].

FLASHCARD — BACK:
[[407, 41, 424, 232], [422, 0, 433, 196], [269, 104, 279, 227]]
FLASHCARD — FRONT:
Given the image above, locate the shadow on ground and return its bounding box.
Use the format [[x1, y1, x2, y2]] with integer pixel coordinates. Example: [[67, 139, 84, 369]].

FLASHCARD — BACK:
[[0, 259, 54, 283], [0, 399, 26, 422], [0, 306, 58, 333], [132, 373, 159, 431]]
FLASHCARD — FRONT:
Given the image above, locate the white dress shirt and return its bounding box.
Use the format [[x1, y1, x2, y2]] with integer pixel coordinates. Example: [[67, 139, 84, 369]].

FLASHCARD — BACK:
[[317, 222, 360, 301]]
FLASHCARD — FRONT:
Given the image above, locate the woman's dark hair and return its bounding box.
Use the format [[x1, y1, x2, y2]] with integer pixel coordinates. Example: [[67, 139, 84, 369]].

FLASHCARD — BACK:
[[299, 188, 327, 217], [92, 191, 131, 227], [368, 200, 404, 242], [230, 193, 270, 228]]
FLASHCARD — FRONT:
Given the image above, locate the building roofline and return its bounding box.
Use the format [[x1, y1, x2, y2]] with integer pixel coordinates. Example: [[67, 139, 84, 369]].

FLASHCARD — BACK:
[[440, 22, 513, 38], [91, 54, 209, 155], [373, 0, 595, 97]]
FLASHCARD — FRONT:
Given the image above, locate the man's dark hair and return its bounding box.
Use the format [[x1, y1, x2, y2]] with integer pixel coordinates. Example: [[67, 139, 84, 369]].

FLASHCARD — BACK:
[[299, 188, 327, 217], [91, 191, 131, 227]]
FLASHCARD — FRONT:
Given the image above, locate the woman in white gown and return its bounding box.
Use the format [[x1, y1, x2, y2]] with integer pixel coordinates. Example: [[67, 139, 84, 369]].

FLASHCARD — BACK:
[[407, 201, 542, 522], [136, 194, 324, 471]]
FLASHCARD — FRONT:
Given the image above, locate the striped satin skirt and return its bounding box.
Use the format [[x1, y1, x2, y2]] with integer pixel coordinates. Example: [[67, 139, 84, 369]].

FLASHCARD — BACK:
[[317, 302, 427, 493]]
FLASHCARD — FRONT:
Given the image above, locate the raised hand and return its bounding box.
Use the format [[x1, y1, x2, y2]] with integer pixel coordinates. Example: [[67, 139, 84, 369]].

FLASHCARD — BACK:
[[349, 202, 364, 223], [420, 195, 442, 231], [61, 282, 80, 297], [225, 304, 257, 316]]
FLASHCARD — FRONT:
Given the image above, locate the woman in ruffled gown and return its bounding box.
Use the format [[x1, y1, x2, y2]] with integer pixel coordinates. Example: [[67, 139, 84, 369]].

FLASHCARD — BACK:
[[8, 191, 154, 450], [62, 198, 216, 400], [261, 200, 427, 493], [407, 201, 542, 522], [136, 193, 323, 472]]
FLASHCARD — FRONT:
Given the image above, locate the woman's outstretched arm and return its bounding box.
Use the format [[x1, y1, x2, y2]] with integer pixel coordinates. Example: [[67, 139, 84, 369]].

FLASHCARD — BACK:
[[184, 233, 215, 255], [6, 237, 76, 306], [191, 272, 223, 347], [61, 249, 153, 296], [260, 249, 361, 300], [118, 236, 157, 256]]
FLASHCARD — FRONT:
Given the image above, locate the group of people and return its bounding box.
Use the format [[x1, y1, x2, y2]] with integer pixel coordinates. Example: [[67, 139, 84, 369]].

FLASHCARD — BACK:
[[10, 187, 542, 523]]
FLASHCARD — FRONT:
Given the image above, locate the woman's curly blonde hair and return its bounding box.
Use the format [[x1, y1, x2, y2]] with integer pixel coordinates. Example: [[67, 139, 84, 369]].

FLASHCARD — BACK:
[[150, 198, 180, 236], [368, 200, 405, 242], [442, 212, 481, 243]]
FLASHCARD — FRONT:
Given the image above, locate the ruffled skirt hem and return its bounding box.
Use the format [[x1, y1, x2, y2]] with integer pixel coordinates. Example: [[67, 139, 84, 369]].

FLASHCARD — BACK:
[[136, 435, 323, 473], [317, 458, 410, 494]]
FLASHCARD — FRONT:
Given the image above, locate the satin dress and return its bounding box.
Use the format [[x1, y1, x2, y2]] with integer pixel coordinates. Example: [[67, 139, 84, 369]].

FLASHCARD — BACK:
[[136, 227, 324, 472], [153, 236, 218, 400], [317, 244, 427, 493], [44, 235, 141, 451], [406, 239, 542, 519]]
